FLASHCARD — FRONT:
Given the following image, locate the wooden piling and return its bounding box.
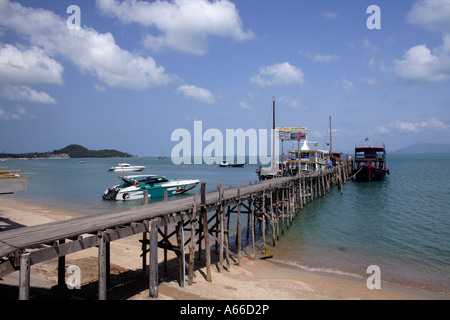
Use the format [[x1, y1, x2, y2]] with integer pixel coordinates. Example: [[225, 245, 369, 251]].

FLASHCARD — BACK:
[[149, 219, 159, 298], [98, 232, 107, 300], [188, 195, 197, 285], [18, 252, 31, 300]]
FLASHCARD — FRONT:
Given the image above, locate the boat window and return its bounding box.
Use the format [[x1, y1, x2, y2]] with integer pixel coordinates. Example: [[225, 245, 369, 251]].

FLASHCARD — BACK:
[[144, 177, 169, 184], [355, 152, 365, 159]]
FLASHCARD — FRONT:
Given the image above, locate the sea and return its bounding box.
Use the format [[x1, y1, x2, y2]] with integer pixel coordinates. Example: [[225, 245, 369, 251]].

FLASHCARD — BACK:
[[3, 154, 450, 296]]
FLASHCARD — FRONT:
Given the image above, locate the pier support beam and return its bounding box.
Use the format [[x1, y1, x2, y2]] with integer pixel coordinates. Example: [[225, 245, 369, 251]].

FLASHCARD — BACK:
[[149, 219, 159, 298], [98, 232, 108, 300], [18, 252, 31, 300]]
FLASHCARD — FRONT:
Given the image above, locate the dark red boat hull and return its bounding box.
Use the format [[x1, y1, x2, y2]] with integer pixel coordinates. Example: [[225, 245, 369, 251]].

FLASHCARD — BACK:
[[353, 164, 389, 182]]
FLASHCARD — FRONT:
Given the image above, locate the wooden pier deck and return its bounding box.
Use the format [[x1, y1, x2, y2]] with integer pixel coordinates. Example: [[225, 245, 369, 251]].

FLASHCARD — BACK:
[[0, 162, 351, 300]]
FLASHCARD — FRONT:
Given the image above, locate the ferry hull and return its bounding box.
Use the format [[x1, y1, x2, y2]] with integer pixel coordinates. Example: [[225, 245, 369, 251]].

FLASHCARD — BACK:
[[353, 165, 389, 182]]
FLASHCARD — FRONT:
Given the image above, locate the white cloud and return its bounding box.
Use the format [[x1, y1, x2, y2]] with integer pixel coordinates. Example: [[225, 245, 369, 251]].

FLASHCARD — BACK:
[[239, 102, 253, 111], [393, 44, 450, 82], [96, 0, 254, 55], [361, 78, 379, 86], [393, 0, 450, 82], [177, 84, 215, 104], [324, 12, 338, 20], [0, 105, 34, 120], [377, 117, 449, 134], [362, 38, 380, 54], [301, 51, 340, 63], [278, 96, 305, 111], [0, 85, 57, 104], [407, 0, 450, 33], [0, 0, 173, 90], [251, 62, 305, 87], [0, 44, 63, 85], [335, 78, 355, 101]]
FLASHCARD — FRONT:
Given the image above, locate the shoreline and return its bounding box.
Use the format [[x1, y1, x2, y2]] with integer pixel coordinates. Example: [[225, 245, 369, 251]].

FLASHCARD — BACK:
[[1, 196, 449, 300]]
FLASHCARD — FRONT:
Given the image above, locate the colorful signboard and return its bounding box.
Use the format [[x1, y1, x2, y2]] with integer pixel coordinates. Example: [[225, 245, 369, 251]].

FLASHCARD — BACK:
[[277, 127, 307, 141]]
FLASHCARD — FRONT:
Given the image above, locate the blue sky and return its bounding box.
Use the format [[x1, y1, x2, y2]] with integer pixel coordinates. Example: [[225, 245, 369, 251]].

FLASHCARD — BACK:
[[1, 0, 449, 156]]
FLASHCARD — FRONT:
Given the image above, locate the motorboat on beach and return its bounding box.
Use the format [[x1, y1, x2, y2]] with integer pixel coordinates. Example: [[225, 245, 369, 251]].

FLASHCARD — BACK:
[[219, 160, 246, 167], [108, 163, 145, 172], [102, 174, 200, 201]]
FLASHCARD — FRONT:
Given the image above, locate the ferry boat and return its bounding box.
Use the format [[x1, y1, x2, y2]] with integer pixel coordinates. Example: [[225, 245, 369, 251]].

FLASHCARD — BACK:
[[108, 163, 145, 172], [102, 174, 200, 201], [352, 143, 389, 182]]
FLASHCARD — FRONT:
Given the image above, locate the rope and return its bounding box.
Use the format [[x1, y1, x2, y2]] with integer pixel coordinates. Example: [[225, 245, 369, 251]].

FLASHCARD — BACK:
[[347, 166, 364, 180]]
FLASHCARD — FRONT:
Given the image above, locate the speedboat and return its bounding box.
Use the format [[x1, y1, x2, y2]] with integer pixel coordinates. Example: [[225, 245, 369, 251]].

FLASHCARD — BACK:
[[108, 163, 145, 172], [102, 174, 200, 201]]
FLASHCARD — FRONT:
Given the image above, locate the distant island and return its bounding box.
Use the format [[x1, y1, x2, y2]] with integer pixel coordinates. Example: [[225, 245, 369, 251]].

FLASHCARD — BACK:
[[392, 143, 450, 154], [1, 144, 136, 159]]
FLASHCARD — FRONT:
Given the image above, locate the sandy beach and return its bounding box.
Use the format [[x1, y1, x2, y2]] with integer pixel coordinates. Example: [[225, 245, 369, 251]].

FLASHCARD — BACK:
[[1, 196, 448, 301]]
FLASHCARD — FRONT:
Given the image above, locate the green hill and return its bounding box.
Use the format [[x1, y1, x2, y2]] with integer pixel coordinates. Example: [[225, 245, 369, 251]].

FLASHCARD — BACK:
[[52, 144, 136, 158], [1, 144, 136, 159]]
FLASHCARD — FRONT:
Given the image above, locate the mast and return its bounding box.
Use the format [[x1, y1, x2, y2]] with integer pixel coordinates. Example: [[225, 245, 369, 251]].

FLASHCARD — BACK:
[[272, 97, 276, 170], [329, 116, 332, 154]]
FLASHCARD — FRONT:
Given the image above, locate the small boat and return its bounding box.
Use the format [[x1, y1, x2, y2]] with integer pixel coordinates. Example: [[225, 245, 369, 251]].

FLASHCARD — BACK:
[[352, 143, 389, 182], [219, 160, 246, 167], [102, 174, 200, 201], [108, 163, 145, 172]]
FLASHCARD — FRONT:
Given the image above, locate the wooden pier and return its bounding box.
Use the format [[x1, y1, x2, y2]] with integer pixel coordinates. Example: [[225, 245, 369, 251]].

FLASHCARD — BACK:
[[0, 161, 351, 300]]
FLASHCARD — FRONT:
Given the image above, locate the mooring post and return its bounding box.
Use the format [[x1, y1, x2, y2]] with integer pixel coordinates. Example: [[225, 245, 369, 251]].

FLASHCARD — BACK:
[[149, 219, 159, 298], [18, 252, 31, 300]]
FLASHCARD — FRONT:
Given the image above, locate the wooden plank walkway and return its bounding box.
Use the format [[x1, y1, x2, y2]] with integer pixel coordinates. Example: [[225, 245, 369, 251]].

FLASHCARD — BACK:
[[0, 162, 351, 300]]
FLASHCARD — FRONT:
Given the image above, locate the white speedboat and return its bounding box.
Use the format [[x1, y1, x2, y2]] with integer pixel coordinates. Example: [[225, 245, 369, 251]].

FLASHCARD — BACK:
[[102, 174, 200, 201], [108, 163, 145, 172]]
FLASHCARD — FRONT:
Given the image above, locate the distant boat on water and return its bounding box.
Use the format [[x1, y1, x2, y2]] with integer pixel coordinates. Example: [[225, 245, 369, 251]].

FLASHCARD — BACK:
[[219, 160, 246, 168], [108, 163, 145, 172], [352, 142, 389, 182]]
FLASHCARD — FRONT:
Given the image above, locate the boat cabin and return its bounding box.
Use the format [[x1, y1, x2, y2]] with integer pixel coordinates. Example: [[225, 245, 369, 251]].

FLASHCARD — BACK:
[[284, 140, 329, 173], [354, 145, 387, 170]]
